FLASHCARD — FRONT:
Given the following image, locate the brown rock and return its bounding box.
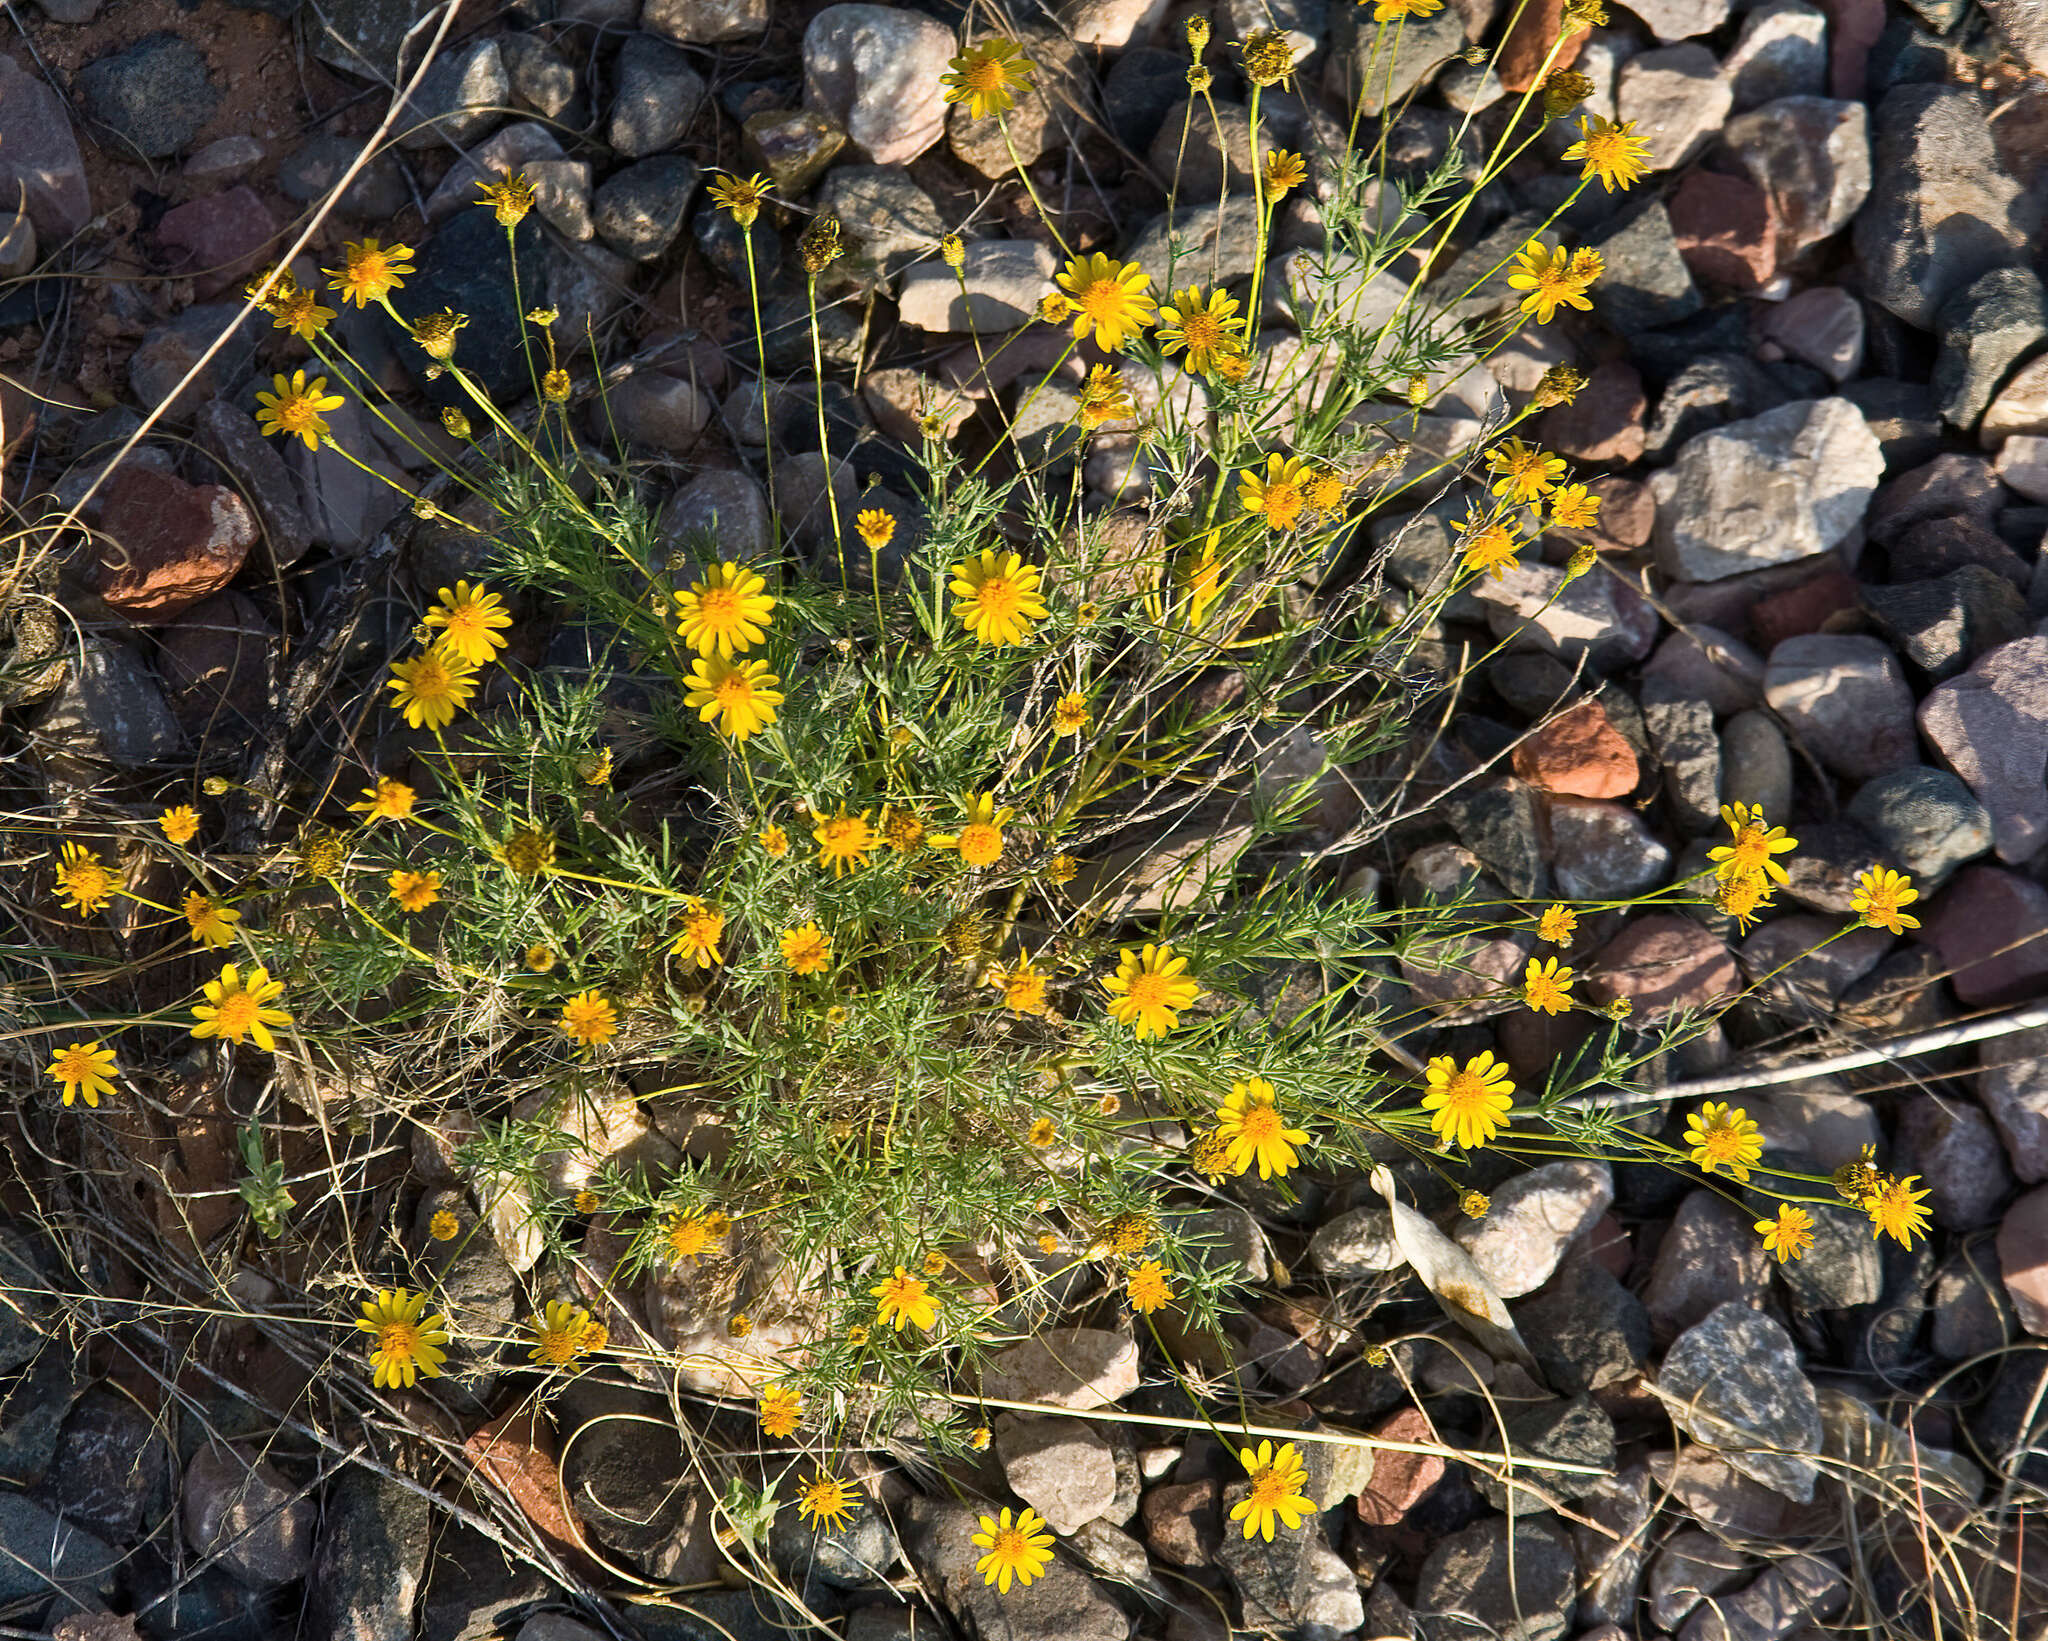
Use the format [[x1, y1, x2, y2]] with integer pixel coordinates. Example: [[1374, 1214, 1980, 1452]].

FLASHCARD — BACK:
[[155, 186, 277, 301], [154, 589, 272, 733], [1513, 698, 1640, 798], [1997, 1185, 2048, 1336], [1918, 866, 2048, 1007], [1588, 475, 1655, 547], [1355, 1407, 1442, 1526], [94, 467, 255, 623], [194, 397, 314, 566], [1587, 914, 1739, 1022], [1749, 567, 1861, 649], [1141, 1477, 1220, 1566], [1668, 169, 1778, 291], [464, 1410, 591, 1553], [1497, 0, 1588, 93], [1540, 360, 1646, 465]]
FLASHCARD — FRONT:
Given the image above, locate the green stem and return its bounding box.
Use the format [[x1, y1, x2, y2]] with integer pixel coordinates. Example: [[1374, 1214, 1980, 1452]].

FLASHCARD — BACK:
[[805, 275, 846, 586], [996, 111, 1073, 260], [744, 227, 776, 525]]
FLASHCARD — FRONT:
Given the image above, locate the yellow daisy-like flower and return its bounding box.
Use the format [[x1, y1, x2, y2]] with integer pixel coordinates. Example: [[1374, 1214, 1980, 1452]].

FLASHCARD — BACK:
[[386, 648, 478, 731], [951, 550, 1049, 647], [1865, 1174, 1933, 1248], [251, 270, 337, 341], [53, 842, 115, 914], [1715, 868, 1774, 933], [781, 921, 832, 975], [1027, 1117, 1057, 1148], [1456, 513, 1522, 581], [672, 898, 725, 967], [1852, 867, 1920, 934], [1547, 483, 1602, 532], [1126, 1259, 1173, 1315], [527, 1299, 597, 1366], [324, 237, 415, 308], [684, 654, 784, 741], [973, 1507, 1057, 1592], [1422, 1051, 1515, 1150], [1755, 1203, 1815, 1264], [1172, 539, 1226, 629], [350, 775, 417, 823], [1156, 286, 1244, 377], [1214, 1076, 1311, 1180], [1239, 453, 1316, 532], [410, 308, 468, 364], [254, 370, 345, 450], [1507, 241, 1598, 323], [1075, 364, 1136, 430], [476, 173, 537, 227], [881, 805, 925, 854], [500, 825, 555, 878], [989, 954, 1049, 1015], [429, 1208, 460, 1241], [662, 1208, 730, 1264], [355, 1288, 448, 1389], [1486, 438, 1568, 504], [1523, 956, 1574, 1016], [931, 792, 1013, 869], [674, 562, 775, 658], [1229, 1440, 1314, 1542], [1685, 1101, 1764, 1182], [191, 963, 291, 1051], [942, 38, 1038, 120], [423, 581, 513, 667], [1709, 802, 1797, 888], [760, 823, 791, 857], [798, 1474, 857, 1532], [814, 807, 879, 877], [1055, 253, 1157, 353], [525, 944, 558, 973], [1537, 904, 1577, 944], [559, 990, 618, 1050], [1052, 692, 1091, 736], [1103, 943, 1202, 1039], [759, 1382, 803, 1438], [871, 1265, 939, 1331], [1261, 149, 1307, 201], [1561, 115, 1653, 193], [45, 1041, 118, 1109], [856, 508, 896, 550], [389, 869, 442, 912], [1371, 0, 1444, 16], [182, 891, 241, 949], [159, 805, 201, 845], [707, 171, 771, 229]]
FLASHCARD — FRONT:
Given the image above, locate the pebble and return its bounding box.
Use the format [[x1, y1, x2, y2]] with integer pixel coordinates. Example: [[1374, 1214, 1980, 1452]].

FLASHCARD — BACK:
[[1721, 96, 1871, 263], [610, 371, 714, 453], [0, 60, 86, 242], [309, 1466, 433, 1641], [1309, 1206, 1402, 1277], [644, 0, 769, 43], [1067, 0, 1168, 48], [1762, 633, 1917, 781], [1759, 285, 1864, 383], [1669, 170, 1776, 291], [1895, 1094, 2014, 1231], [594, 155, 699, 260], [1863, 566, 2029, 679], [1644, 626, 1765, 716], [1617, 44, 1732, 171], [1472, 563, 1660, 672], [1931, 1242, 2016, 1358], [77, 32, 217, 158], [1623, 0, 1732, 37], [1651, 397, 1883, 582], [1142, 1477, 1219, 1565], [1219, 1515, 1364, 1638], [980, 1330, 1139, 1410], [1725, 0, 1829, 110], [1643, 683, 1723, 835], [995, 1416, 1118, 1534], [1647, 1447, 1793, 1536], [1573, 1464, 1652, 1624], [183, 1445, 315, 1588], [1868, 453, 2002, 544], [276, 133, 410, 219], [1414, 1519, 1576, 1641], [1546, 798, 1671, 901], [1982, 1027, 2048, 1183], [1996, 434, 2048, 503], [1337, 2, 1467, 116], [897, 240, 1056, 332], [1890, 516, 2032, 587], [1517, 1254, 1651, 1393], [37, 638, 182, 767], [1657, 1303, 1824, 1502], [503, 34, 580, 120], [1588, 200, 1703, 334], [1934, 266, 2048, 432], [1539, 358, 1646, 463], [1677, 1555, 1848, 1641], [92, 467, 256, 624], [1981, 354, 2048, 447], [815, 166, 944, 288], [803, 4, 954, 166], [1511, 697, 1637, 799], [1453, 1161, 1612, 1299], [611, 34, 710, 158], [153, 591, 273, 734], [1644, 1191, 1772, 1344], [1587, 915, 1740, 1021], [1720, 709, 1794, 821], [1919, 866, 2048, 1007], [1844, 765, 1994, 883], [1651, 1528, 1753, 1630], [424, 126, 590, 238], [396, 38, 507, 150], [155, 185, 276, 301], [1917, 636, 2048, 864], [659, 470, 772, 564], [0, 1494, 116, 1608], [902, 1497, 1124, 1641]]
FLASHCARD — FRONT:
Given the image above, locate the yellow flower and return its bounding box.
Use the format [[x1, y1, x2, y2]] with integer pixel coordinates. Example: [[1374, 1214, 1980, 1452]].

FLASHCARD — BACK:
[[1239, 453, 1316, 532], [1522, 956, 1574, 1016], [254, 370, 345, 450], [1156, 286, 1244, 377], [662, 1209, 730, 1264], [325, 238, 415, 307], [674, 561, 775, 658], [1561, 115, 1653, 193], [1755, 1203, 1815, 1264], [423, 581, 512, 667], [781, 921, 832, 975], [1173, 539, 1226, 629], [970, 1425, 991, 1450], [847, 1323, 870, 1347], [387, 648, 478, 731], [182, 891, 241, 949], [1045, 853, 1078, 886], [990, 955, 1049, 1015], [389, 869, 441, 912], [1103, 943, 1201, 1039], [684, 654, 783, 741], [707, 170, 771, 228], [1128, 1256, 1176, 1311], [1027, 1117, 1057, 1148], [951, 550, 1049, 646], [760, 823, 791, 857], [1229, 1440, 1314, 1541], [542, 367, 572, 402], [1214, 1076, 1310, 1179], [501, 825, 556, 877], [857, 508, 896, 550], [411, 308, 468, 364], [476, 172, 536, 226], [1053, 693, 1091, 736], [872, 1266, 939, 1331], [350, 775, 417, 823], [1685, 1101, 1764, 1182], [1422, 1051, 1515, 1149], [1852, 867, 1920, 934], [1507, 241, 1598, 323], [159, 805, 200, 845], [1461, 1190, 1491, 1219], [527, 1300, 597, 1366], [1486, 438, 1567, 503], [931, 792, 1012, 869], [797, 1474, 856, 1531], [759, 1383, 803, 1438], [1261, 149, 1307, 200], [429, 1208, 460, 1241], [672, 898, 725, 967], [942, 38, 1038, 120], [1457, 514, 1521, 581], [559, 990, 618, 1050], [973, 1507, 1056, 1592], [1865, 1174, 1933, 1248], [1075, 364, 1136, 430], [1547, 483, 1602, 532], [573, 1189, 601, 1214], [882, 805, 926, 854], [1709, 802, 1797, 888], [1715, 868, 1773, 932], [814, 807, 879, 877], [356, 1288, 448, 1388], [53, 842, 115, 914], [525, 943, 558, 973], [1537, 904, 1577, 944], [191, 963, 291, 1051], [45, 1041, 117, 1108], [252, 270, 336, 341], [1055, 253, 1157, 353], [1371, 0, 1444, 15]]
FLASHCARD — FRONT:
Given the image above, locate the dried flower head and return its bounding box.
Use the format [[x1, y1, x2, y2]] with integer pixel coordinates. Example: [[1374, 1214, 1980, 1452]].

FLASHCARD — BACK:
[[800, 215, 844, 275], [1240, 27, 1295, 87], [477, 173, 537, 227]]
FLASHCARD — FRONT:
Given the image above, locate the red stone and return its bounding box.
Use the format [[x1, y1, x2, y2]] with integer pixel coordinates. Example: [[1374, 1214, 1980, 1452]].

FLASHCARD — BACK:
[[1997, 1185, 2048, 1336], [1540, 360, 1646, 465], [1819, 0, 1884, 99], [1748, 566, 1861, 649], [94, 466, 256, 623], [1585, 1213, 1632, 1280], [1587, 914, 1739, 1021], [1512, 699, 1639, 799], [1497, 0, 1588, 94], [1919, 866, 2048, 1007], [464, 1410, 591, 1554], [155, 186, 278, 301], [1587, 475, 1655, 547], [1356, 1408, 1444, 1526], [1668, 170, 1778, 292]]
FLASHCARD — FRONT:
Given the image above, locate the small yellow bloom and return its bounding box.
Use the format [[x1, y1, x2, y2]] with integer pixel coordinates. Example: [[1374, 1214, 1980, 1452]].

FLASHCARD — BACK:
[[931, 791, 1012, 869], [1522, 956, 1574, 1016], [1239, 27, 1295, 87], [526, 944, 557, 972], [707, 171, 771, 228], [1456, 513, 1521, 581], [182, 891, 241, 949], [1537, 904, 1577, 944], [856, 508, 896, 550], [943, 38, 1037, 120], [388, 869, 441, 912], [684, 654, 783, 741], [1156, 286, 1244, 377], [1371, 0, 1444, 16], [881, 805, 925, 854], [355, 1287, 448, 1388], [781, 921, 832, 975], [1852, 867, 1920, 934], [973, 1507, 1056, 1592], [350, 775, 417, 823], [1710, 802, 1797, 888], [324, 238, 415, 308], [254, 370, 345, 450], [1755, 1203, 1815, 1264], [428, 1209, 460, 1242], [190, 963, 291, 1051], [410, 308, 468, 363], [1561, 115, 1653, 193], [1422, 1052, 1515, 1150], [672, 898, 725, 967], [813, 807, 879, 877], [1239, 454, 1315, 532], [1685, 1101, 1764, 1182], [1055, 253, 1157, 353], [423, 581, 512, 668], [759, 1383, 803, 1438], [1075, 364, 1136, 430], [990, 954, 1049, 1015], [759, 823, 791, 857], [1507, 241, 1598, 324], [477, 173, 537, 227], [1103, 943, 1202, 1039], [386, 648, 479, 731], [1027, 1117, 1057, 1148], [527, 1299, 598, 1366], [871, 1266, 939, 1331], [1229, 1440, 1313, 1541], [1547, 483, 1602, 532], [1261, 149, 1307, 200], [674, 562, 776, 658], [952, 550, 1049, 647], [798, 1473, 856, 1531], [1053, 693, 1090, 736], [559, 989, 619, 1050], [46, 1041, 118, 1108], [53, 843, 115, 914], [159, 806, 200, 845], [1865, 1174, 1933, 1248], [1486, 438, 1567, 504], [1214, 1076, 1310, 1179], [662, 1209, 730, 1264], [501, 825, 556, 878]]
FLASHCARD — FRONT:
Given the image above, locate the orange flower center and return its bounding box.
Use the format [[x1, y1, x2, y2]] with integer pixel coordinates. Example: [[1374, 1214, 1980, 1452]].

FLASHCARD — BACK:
[[1238, 1104, 1283, 1144], [715, 673, 756, 709], [1124, 972, 1172, 1010], [974, 575, 1022, 619], [1248, 1466, 1292, 1508], [1698, 1123, 1747, 1164], [963, 57, 1008, 93], [1263, 482, 1305, 530], [957, 823, 1002, 867], [821, 818, 866, 853], [214, 992, 261, 1036], [377, 1319, 419, 1360], [1440, 1070, 1489, 1112], [276, 396, 321, 434]]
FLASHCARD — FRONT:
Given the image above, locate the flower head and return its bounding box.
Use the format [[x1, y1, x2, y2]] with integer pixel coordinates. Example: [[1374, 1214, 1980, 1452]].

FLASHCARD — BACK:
[[1052, 692, 1091, 737], [1055, 254, 1157, 353], [973, 1507, 1056, 1591], [759, 822, 791, 857], [1547, 483, 1602, 532], [1710, 803, 1797, 888], [672, 898, 726, 967], [46, 1041, 117, 1108], [429, 1208, 460, 1241], [423, 581, 512, 667], [1507, 241, 1598, 323], [1261, 149, 1307, 203], [387, 648, 478, 731], [857, 508, 896, 550], [325, 238, 415, 307], [1027, 1117, 1057, 1148], [707, 171, 771, 228], [191, 964, 291, 1051], [1685, 1101, 1764, 1182], [1371, 0, 1445, 16], [759, 1383, 803, 1438], [814, 807, 879, 877], [942, 39, 1038, 121], [158, 805, 201, 845], [1456, 514, 1521, 581], [1240, 27, 1295, 86], [1523, 956, 1574, 1015], [1715, 869, 1774, 932], [799, 1474, 857, 1532], [356, 1288, 449, 1388], [1852, 867, 1920, 934], [1866, 1174, 1932, 1248], [255, 370, 345, 450], [1126, 1260, 1174, 1315], [542, 367, 572, 402], [559, 990, 618, 1050], [932, 792, 1012, 869], [674, 562, 775, 658], [1215, 1076, 1310, 1179], [1561, 115, 1652, 193], [388, 869, 441, 912], [1076, 364, 1136, 430], [781, 921, 832, 975], [527, 1300, 598, 1366], [871, 1266, 939, 1331], [1538, 904, 1577, 944], [990, 955, 1049, 1015], [1486, 438, 1567, 504], [1755, 1203, 1815, 1264], [1535, 364, 1585, 407], [882, 805, 926, 854], [1157, 286, 1244, 377], [1542, 67, 1594, 117], [1423, 1051, 1515, 1149], [1103, 943, 1202, 1039], [54, 843, 115, 914], [1229, 1440, 1313, 1541], [662, 1209, 730, 1264], [350, 775, 417, 823], [501, 825, 556, 877], [411, 308, 468, 364], [476, 173, 536, 226], [800, 214, 844, 275], [251, 270, 336, 340], [951, 550, 1049, 646], [684, 655, 783, 741], [1239, 453, 1315, 531], [183, 891, 241, 949]]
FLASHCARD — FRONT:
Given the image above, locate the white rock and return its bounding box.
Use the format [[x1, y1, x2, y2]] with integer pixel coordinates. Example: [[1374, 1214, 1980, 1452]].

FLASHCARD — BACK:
[[1994, 434, 2048, 503], [1546, 799, 1672, 900], [896, 239, 1056, 331], [1617, 0, 1733, 40], [1454, 1161, 1613, 1298], [995, 1416, 1118, 1533], [1723, 0, 1828, 113], [1617, 44, 1732, 170], [802, 4, 955, 165], [1759, 286, 1864, 383]]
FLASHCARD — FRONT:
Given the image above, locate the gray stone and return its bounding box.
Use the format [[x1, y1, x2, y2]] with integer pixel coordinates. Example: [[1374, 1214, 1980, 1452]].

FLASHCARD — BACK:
[[611, 34, 709, 158], [1589, 201, 1702, 334], [503, 34, 579, 120], [1722, 96, 1871, 262], [1763, 633, 1917, 781], [1645, 1191, 1771, 1344], [1621, 0, 1732, 37], [1935, 267, 2048, 433], [422, 125, 589, 239], [768, 1498, 899, 1590], [802, 4, 955, 165], [1676, 1554, 1847, 1641], [1983, 0, 2048, 71], [1981, 353, 2048, 447], [1721, 709, 1793, 824], [1309, 1206, 1402, 1277], [1846, 766, 1994, 884], [558, 1384, 711, 1571], [610, 371, 714, 453], [1413, 1518, 1575, 1641], [1066, 0, 1167, 49], [0, 55, 90, 239], [816, 166, 945, 288], [1740, 917, 1893, 1020], [1472, 563, 1660, 671], [1869, 453, 2002, 545], [1453, 1161, 1612, 1299], [1853, 83, 2043, 330], [308, 1464, 432, 1641], [195, 397, 316, 567], [0, 1350, 87, 1486], [1657, 1303, 1824, 1502], [1897, 1094, 2014, 1230], [900, 1496, 1126, 1641], [1474, 1395, 1617, 1510], [1863, 567, 2030, 680], [1645, 626, 1765, 716], [1725, 0, 1827, 111], [287, 397, 409, 553], [0, 210, 33, 280], [129, 300, 263, 417], [1218, 1513, 1363, 1641], [1123, 197, 1263, 291], [1445, 780, 1546, 898], [594, 155, 699, 260], [77, 32, 216, 158], [995, 1416, 1118, 1535], [1917, 637, 2048, 865], [36, 638, 181, 767], [1616, 44, 1731, 170], [419, 1524, 553, 1641], [1644, 354, 1811, 464], [1330, 1, 1465, 117], [184, 1444, 316, 1588], [1546, 799, 1671, 900], [660, 470, 772, 564], [1932, 1241, 2016, 1358], [1516, 1255, 1650, 1393], [1651, 1529, 1753, 1631], [980, 1330, 1140, 1410], [1891, 517, 2032, 588], [1573, 1464, 1653, 1625], [276, 133, 410, 220], [396, 38, 507, 150], [1651, 398, 1883, 582], [1643, 682, 1722, 835], [0, 1493, 117, 1606], [311, 0, 441, 78], [897, 239, 1055, 332], [36, 1388, 170, 1543], [1983, 1027, 2048, 1182], [644, 0, 767, 43]]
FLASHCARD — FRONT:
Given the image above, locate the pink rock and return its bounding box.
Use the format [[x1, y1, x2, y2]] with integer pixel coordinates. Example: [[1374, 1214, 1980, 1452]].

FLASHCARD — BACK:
[[1819, 0, 1884, 99], [1356, 1408, 1444, 1525], [0, 55, 91, 240], [1539, 360, 1646, 464], [94, 467, 256, 623], [1513, 698, 1640, 799], [1919, 866, 2048, 1007], [1587, 914, 1740, 1022], [156, 187, 278, 301], [1588, 475, 1655, 547], [1918, 636, 2048, 865], [1668, 170, 1778, 291], [1749, 567, 1861, 648], [1996, 1184, 2048, 1336]]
